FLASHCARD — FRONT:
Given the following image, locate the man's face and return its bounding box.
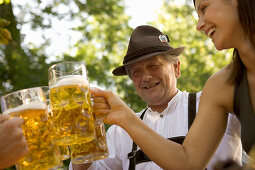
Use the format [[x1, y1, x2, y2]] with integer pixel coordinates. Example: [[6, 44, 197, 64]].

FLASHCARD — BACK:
[[127, 55, 180, 107]]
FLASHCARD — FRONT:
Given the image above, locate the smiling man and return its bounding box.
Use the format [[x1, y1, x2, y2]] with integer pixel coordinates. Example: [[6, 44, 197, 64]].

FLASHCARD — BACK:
[[71, 25, 242, 170]]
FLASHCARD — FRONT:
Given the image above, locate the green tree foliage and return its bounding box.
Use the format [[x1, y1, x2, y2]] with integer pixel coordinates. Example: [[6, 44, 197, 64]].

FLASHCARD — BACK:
[[0, 1, 236, 169], [62, 11, 147, 112], [151, 2, 232, 92], [0, 2, 51, 95], [0, 0, 134, 97], [0, 0, 233, 112], [0, 18, 11, 45]]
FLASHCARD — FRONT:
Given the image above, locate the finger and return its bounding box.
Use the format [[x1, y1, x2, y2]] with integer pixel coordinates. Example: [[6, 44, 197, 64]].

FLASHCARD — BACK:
[[92, 96, 107, 103], [7, 117, 24, 127], [90, 87, 110, 98], [93, 103, 110, 110], [93, 109, 110, 115], [0, 114, 10, 123]]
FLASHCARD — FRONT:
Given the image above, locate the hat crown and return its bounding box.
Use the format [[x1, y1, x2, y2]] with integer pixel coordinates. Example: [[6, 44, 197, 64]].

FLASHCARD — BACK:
[[112, 25, 185, 76], [124, 25, 171, 63]]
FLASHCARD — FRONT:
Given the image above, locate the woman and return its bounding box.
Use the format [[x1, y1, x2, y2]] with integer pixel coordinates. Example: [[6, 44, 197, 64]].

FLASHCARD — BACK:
[[91, 0, 255, 169]]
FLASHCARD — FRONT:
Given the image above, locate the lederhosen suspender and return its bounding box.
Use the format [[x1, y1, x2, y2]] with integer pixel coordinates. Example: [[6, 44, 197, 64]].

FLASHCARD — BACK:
[[128, 93, 197, 170]]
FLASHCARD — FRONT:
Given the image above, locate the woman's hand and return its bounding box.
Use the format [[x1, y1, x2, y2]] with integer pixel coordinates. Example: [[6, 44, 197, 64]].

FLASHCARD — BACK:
[[91, 87, 135, 127]]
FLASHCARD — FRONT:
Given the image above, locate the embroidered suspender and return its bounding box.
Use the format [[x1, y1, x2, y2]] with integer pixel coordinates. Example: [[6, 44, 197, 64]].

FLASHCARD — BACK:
[[128, 92, 197, 170]]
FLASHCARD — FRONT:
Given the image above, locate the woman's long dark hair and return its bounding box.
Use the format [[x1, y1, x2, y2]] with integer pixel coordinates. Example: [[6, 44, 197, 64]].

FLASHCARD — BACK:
[[193, 0, 255, 84], [228, 0, 255, 85]]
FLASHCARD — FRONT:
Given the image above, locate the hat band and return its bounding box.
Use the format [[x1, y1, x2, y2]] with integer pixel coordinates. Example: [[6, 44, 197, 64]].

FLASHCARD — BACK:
[[123, 46, 172, 64]]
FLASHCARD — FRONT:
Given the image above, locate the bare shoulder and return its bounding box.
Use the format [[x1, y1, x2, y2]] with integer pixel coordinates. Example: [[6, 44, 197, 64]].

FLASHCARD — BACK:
[[201, 66, 234, 113]]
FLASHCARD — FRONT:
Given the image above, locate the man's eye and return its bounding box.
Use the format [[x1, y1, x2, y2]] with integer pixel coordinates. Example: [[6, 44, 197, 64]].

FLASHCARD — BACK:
[[151, 65, 159, 69], [132, 70, 138, 76]]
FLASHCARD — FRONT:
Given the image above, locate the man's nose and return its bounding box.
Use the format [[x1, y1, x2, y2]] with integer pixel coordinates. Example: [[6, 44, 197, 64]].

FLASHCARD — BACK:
[[141, 70, 153, 81]]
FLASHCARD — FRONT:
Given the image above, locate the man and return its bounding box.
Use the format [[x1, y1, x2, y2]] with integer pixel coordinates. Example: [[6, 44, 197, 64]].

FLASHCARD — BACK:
[[71, 25, 242, 170]]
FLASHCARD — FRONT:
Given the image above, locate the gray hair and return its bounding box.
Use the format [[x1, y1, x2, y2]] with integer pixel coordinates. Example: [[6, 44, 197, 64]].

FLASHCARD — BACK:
[[125, 54, 180, 78], [161, 54, 180, 64]]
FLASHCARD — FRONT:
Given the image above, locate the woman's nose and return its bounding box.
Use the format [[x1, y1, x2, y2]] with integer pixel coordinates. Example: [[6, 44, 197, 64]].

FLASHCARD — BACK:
[[196, 17, 205, 31]]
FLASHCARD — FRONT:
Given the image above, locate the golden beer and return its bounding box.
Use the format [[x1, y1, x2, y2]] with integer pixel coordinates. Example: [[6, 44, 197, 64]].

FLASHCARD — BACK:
[[49, 76, 95, 145], [70, 121, 109, 164], [3, 103, 61, 170], [58, 145, 70, 160]]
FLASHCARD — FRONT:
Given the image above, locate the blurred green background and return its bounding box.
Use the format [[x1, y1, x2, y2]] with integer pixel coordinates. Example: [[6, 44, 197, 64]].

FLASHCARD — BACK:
[[0, 0, 232, 169]]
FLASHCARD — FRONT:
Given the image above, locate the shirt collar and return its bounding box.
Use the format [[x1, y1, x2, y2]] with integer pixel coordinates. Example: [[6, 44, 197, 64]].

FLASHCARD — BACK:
[[147, 89, 181, 116]]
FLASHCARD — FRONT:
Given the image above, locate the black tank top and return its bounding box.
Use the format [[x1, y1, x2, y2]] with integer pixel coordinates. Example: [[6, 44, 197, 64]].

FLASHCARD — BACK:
[[234, 69, 255, 153]]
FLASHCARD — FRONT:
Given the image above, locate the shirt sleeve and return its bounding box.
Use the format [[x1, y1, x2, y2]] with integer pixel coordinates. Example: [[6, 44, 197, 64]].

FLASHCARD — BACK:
[[206, 114, 242, 170]]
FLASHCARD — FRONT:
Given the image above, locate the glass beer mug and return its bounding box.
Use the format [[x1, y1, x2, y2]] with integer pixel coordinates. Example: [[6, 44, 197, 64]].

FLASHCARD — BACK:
[[70, 93, 109, 164], [41, 86, 70, 161], [48, 61, 95, 145], [0, 87, 62, 170], [70, 121, 109, 164]]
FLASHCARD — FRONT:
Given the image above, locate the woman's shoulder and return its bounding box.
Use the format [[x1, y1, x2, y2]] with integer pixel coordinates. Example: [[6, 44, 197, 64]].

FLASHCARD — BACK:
[[202, 66, 235, 113], [207, 66, 233, 87]]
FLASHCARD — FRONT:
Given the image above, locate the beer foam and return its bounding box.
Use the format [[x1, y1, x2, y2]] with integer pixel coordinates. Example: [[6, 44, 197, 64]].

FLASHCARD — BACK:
[[52, 75, 88, 88], [2, 102, 46, 115]]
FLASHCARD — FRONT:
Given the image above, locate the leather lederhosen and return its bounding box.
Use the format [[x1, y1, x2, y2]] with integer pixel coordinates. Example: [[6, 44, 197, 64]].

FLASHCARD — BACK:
[[128, 92, 197, 170]]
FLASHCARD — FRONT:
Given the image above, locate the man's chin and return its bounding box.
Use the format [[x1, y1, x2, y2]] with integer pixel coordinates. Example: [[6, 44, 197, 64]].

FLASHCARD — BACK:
[[143, 97, 162, 106]]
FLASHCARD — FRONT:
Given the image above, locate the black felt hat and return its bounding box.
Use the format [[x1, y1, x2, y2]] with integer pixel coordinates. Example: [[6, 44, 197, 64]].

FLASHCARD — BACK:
[[112, 25, 185, 76]]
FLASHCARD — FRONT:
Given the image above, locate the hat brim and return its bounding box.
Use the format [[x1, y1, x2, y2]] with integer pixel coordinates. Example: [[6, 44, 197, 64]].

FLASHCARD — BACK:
[[112, 46, 185, 76]]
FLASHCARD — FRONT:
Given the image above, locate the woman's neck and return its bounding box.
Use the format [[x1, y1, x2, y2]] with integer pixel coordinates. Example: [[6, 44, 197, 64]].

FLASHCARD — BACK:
[[237, 40, 255, 74]]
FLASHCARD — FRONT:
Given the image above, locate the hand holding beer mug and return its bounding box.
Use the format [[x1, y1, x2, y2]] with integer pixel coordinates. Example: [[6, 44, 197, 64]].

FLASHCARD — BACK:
[[48, 61, 95, 145], [0, 87, 62, 169]]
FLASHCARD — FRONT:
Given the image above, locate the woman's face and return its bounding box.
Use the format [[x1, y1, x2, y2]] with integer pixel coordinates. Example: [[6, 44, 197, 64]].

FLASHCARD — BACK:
[[195, 0, 243, 51]]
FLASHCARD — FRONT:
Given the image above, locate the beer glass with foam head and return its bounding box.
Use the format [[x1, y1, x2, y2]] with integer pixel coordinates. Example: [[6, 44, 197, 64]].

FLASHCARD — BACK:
[[48, 61, 95, 145], [41, 86, 70, 161], [0, 87, 62, 170]]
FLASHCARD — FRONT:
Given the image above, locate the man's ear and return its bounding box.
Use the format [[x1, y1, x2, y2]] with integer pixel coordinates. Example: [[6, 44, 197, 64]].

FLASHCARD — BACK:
[[174, 61, 181, 78]]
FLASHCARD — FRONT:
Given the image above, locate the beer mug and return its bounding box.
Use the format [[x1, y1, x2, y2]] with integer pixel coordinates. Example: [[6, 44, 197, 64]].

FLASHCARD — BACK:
[[58, 145, 70, 161], [41, 86, 70, 161], [48, 61, 95, 145], [70, 120, 109, 164], [70, 96, 109, 164], [0, 87, 62, 170]]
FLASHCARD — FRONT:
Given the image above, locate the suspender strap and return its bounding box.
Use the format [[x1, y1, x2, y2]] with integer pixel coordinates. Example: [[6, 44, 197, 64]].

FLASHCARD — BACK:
[[128, 93, 197, 169], [188, 92, 197, 129], [128, 108, 147, 170], [135, 136, 186, 164], [127, 143, 137, 170]]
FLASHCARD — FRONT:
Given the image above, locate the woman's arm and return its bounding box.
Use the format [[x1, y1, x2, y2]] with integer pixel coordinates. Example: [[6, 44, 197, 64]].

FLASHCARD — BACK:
[[91, 70, 233, 170]]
